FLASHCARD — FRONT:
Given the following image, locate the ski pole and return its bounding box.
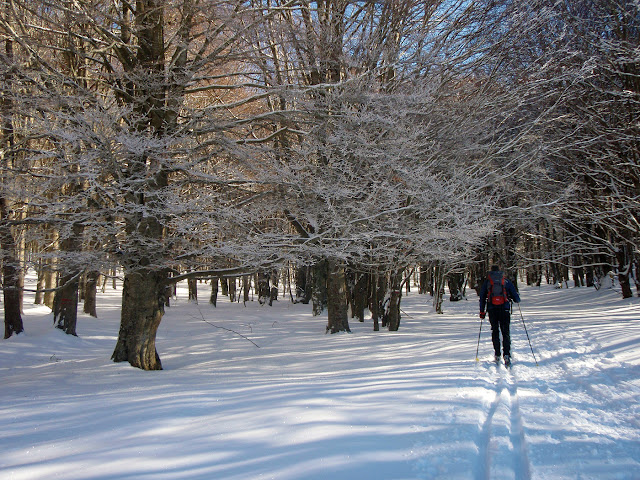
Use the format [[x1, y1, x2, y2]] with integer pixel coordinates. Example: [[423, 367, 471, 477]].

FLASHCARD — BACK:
[[475, 315, 483, 362], [518, 304, 538, 366]]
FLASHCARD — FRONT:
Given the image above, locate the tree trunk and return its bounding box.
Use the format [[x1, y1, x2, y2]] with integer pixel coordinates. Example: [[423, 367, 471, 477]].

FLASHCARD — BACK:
[[35, 260, 45, 304], [617, 242, 634, 299], [370, 273, 380, 331], [209, 277, 219, 306], [447, 271, 465, 301], [53, 273, 79, 336], [83, 271, 99, 317], [312, 260, 328, 316], [228, 277, 237, 302], [2, 262, 23, 339], [43, 266, 56, 309], [111, 270, 165, 370], [257, 271, 270, 304], [188, 277, 198, 302], [433, 262, 445, 314], [268, 271, 278, 306], [243, 275, 250, 304], [348, 269, 367, 322], [1, 26, 23, 339], [0, 180, 23, 340], [326, 260, 350, 333], [294, 266, 312, 304], [385, 270, 403, 331], [53, 222, 83, 335]]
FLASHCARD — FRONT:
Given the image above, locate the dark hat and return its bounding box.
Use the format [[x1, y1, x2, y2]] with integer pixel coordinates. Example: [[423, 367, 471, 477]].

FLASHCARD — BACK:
[[490, 265, 500, 271]]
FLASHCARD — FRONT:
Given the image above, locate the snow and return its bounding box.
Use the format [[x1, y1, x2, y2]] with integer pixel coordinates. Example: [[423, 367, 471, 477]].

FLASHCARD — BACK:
[[1, 280, 640, 479]]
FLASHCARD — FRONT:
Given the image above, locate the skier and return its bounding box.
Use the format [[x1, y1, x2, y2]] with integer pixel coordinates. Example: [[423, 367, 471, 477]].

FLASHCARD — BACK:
[[479, 265, 520, 366]]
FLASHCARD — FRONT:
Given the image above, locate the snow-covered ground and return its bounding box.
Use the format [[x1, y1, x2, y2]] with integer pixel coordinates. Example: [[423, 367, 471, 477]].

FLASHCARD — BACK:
[[1, 278, 639, 479]]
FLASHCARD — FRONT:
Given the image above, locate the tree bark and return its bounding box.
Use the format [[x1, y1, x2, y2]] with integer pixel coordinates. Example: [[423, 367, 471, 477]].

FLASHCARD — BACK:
[[433, 262, 445, 314], [1, 27, 23, 339], [447, 271, 465, 301], [312, 260, 328, 316], [243, 275, 250, 304], [370, 273, 381, 332], [111, 270, 165, 370], [53, 273, 79, 336], [617, 242, 634, 299], [54, 224, 83, 335], [294, 266, 312, 304], [347, 269, 367, 322], [83, 271, 99, 317], [326, 260, 350, 333], [257, 271, 270, 305], [188, 278, 198, 302], [385, 270, 403, 331], [209, 277, 219, 306], [228, 277, 237, 302]]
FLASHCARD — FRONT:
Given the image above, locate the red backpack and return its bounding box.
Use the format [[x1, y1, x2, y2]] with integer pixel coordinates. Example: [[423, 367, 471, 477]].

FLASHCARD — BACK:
[[488, 271, 509, 306]]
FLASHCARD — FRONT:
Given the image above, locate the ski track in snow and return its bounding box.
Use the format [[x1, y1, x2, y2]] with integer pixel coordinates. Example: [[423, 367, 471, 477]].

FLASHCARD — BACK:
[[411, 287, 640, 480], [2, 282, 640, 480], [514, 313, 640, 480], [474, 364, 532, 480]]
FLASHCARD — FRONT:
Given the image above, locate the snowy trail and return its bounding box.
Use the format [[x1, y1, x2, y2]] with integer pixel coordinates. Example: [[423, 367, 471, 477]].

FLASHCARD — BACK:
[[474, 364, 531, 480], [507, 376, 532, 480], [1, 282, 640, 479]]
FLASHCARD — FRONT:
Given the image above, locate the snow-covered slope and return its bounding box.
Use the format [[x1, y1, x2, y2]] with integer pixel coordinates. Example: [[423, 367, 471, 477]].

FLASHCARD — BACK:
[[1, 281, 639, 479]]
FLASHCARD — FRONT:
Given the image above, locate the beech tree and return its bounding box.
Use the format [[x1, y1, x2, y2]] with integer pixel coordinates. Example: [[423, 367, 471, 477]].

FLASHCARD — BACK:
[[3, 0, 637, 368], [0, 0, 289, 367], [0, 0, 24, 338], [237, 0, 536, 328]]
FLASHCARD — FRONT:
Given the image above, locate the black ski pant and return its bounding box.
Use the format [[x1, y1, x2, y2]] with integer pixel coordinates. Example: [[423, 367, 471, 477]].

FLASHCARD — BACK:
[[488, 307, 511, 357]]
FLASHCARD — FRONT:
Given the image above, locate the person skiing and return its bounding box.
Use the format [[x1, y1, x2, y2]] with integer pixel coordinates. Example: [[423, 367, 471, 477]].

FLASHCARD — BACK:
[[479, 265, 521, 366]]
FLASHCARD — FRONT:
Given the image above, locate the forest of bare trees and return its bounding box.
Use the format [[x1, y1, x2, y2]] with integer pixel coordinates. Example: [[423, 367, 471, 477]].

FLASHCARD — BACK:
[[1, 0, 638, 369]]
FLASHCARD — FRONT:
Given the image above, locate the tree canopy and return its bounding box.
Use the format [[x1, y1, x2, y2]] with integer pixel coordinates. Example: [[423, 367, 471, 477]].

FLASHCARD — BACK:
[[1, 0, 638, 367]]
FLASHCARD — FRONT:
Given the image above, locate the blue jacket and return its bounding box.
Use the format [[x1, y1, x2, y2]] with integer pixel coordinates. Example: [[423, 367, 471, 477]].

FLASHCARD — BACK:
[[479, 271, 521, 312]]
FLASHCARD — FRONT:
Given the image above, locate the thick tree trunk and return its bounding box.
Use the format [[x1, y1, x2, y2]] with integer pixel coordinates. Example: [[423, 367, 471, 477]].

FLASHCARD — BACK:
[[3, 274, 23, 338], [83, 271, 99, 317], [53, 273, 79, 336], [269, 271, 278, 306], [209, 277, 219, 306], [385, 270, 403, 331], [326, 260, 350, 333], [243, 275, 250, 303], [188, 278, 198, 302], [419, 264, 434, 295], [294, 266, 312, 304], [53, 224, 83, 335], [43, 267, 56, 309], [347, 269, 367, 322], [257, 271, 270, 305], [228, 277, 237, 302], [111, 270, 165, 370], [447, 271, 465, 301], [2, 249, 23, 339], [1, 29, 23, 339], [617, 243, 634, 299]]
